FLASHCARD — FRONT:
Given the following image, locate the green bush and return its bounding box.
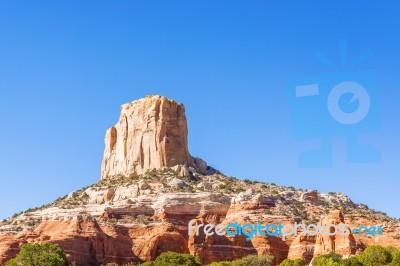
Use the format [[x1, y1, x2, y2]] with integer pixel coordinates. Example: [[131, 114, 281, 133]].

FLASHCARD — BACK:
[[276, 247, 399, 266], [138, 262, 154, 266], [209, 254, 274, 266], [312, 252, 342, 266], [243, 179, 253, 184], [208, 262, 233, 266], [386, 246, 399, 257], [142, 251, 201, 266], [358, 246, 392, 266], [279, 258, 305, 266], [231, 254, 274, 266], [340, 256, 363, 266], [135, 247, 399, 266], [5, 243, 66, 266], [389, 251, 400, 266]]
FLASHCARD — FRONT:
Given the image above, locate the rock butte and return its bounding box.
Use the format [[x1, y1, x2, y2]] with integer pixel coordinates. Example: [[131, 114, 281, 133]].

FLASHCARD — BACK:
[[101, 95, 208, 179], [0, 95, 399, 266]]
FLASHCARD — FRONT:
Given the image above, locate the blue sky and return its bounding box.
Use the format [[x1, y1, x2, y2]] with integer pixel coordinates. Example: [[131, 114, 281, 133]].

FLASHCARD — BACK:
[[0, 1, 399, 219]]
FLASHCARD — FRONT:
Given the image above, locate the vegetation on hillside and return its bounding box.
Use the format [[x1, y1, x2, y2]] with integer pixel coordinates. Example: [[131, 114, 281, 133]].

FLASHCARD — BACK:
[[4, 243, 400, 266], [310, 246, 400, 266], [5, 243, 66, 266], [1, 166, 395, 235], [208, 254, 275, 266]]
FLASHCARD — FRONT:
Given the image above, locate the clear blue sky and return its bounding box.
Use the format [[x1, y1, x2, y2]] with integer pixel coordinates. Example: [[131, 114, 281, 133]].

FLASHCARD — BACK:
[[0, 1, 399, 219]]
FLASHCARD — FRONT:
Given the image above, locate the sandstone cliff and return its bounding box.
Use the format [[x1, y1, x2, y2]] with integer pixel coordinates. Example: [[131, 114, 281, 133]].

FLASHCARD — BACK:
[[0, 96, 399, 266], [1, 171, 399, 265], [101, 95, 208, 179]]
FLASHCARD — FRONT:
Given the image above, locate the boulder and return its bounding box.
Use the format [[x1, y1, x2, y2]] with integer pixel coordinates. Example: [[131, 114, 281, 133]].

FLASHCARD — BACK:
[[300, 190, 319, 202], [179, 165, 190, 177], [168, 178, 188, 188], [138, 181, 150, 190]]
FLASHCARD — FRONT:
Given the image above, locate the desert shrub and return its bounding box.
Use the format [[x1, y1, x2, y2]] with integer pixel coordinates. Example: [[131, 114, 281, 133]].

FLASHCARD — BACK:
[[358, 246, 392, 266], [137, 262, 153, 266], [279, 258, 305, 266], [123, 263, 148, 266], [389, 250, 400, 266], [142, 251, 200, 266], [385, 246, 399, 257], [209, 254, 274, 266], [5, 242, 66, 266], [340, 256, 363, 266], [129, 174, 140, 180], [312, 252, 342, 266], [231, 254, 274, 266], [208, 262, 233, 266], [146, 169, 158, 178], [12, 212, 21, 218]]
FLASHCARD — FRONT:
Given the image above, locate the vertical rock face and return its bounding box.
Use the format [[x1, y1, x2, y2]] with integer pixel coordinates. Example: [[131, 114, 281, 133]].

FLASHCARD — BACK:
[[313, 210, 356, 258], [101, 95, 195, 179], [288, 235, 316, 264]]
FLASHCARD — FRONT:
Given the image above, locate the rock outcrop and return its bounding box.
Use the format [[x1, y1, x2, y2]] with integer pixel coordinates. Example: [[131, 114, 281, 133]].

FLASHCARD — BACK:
[[101, 95, 208, 179], [287, 211, 357, 265], [313, 210, 356, 258], [300, 190, 319, 203], [1, 168, 399, 266], [288, 235, 316, 264], [1, 96, 399, 265]]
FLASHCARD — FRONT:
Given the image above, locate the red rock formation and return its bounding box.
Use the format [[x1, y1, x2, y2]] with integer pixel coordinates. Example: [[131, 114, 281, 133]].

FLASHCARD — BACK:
[[1, 199, 399, 265], [101, 95, 208, 179], [101, 95, 192, 179], [288, 235, 316, 264], [1, 96, 399, 265], [0, 217, 192, 265], [313, 210, 356, 258]]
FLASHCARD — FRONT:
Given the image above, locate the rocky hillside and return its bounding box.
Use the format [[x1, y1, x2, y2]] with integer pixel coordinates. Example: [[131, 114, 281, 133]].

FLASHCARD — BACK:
[[0, 95, 399, 265]]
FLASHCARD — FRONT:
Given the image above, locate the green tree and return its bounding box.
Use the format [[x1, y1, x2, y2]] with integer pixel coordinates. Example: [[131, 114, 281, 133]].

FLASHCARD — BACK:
[[389, 250, 400, 266], [279, 258, 305, 266], [208, 262, 233, 266], [209, 254, 274, 266], [231, 254, 274, 266], [340, 256, 363, 266], [312, 252, 342, 266], [137, 262, 154, 266], [143, 251, 201, 266], [358, 246, 392, 266], [5, 243, 66, 266], [385, 246, 399, 259]]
